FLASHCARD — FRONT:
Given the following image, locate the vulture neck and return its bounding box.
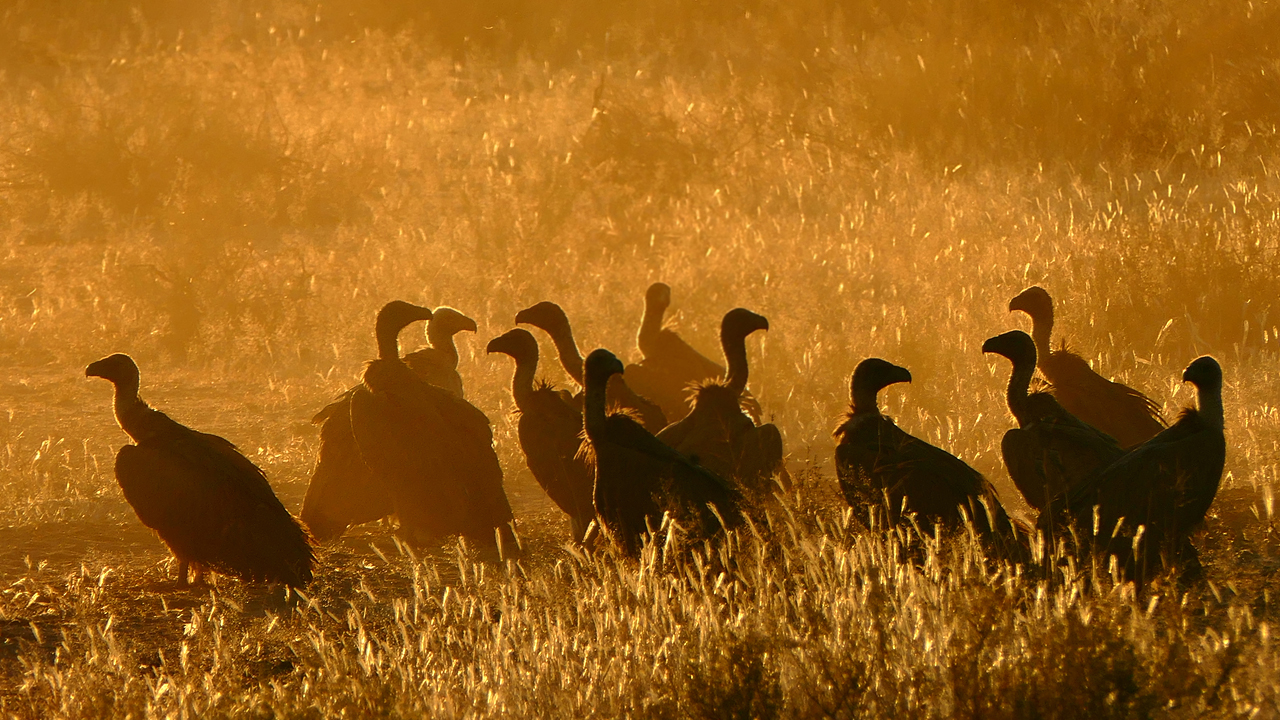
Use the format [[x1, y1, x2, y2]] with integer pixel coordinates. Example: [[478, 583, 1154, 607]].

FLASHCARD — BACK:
[[851, 383, 883, 416], [508, 350, 538, 409], [1196, 382, 1225, 431], [546, 323, 586, 386], [1004, 354, 1036, 423], [376, 324, 406, 362], [111, 380, 150, 441], [427, 326, 460, 369], [583, 373, 612, 439], [1030, 309, 1054, 361], [637, 302, 667, 356], [722, 328, 751, 396]]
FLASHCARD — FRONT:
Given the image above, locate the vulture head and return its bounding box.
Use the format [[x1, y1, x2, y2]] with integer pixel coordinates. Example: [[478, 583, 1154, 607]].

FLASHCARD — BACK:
[[428, 307, 478, 340], [1008, 286, 1054, 325], [982, 330, 1038, 367], [585, 348, 626, 389], [1182, 356, 1222, 389], [850, 358, 912, 414], [375, 301, 433, 360], [515, 301, 572, 336], [721, 308, 769, 340], [644, 282, 672, 314], [86, 353, 141, 390], [486, 328, 539, 363]]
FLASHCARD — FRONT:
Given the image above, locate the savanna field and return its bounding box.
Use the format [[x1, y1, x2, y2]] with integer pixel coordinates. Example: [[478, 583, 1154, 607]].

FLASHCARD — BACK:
[[1, 0, 1280, 716]]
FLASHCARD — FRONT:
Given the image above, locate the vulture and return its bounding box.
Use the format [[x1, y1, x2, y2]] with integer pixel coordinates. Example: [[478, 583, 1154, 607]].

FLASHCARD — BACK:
[[982, 330, 1125, 518], [1053, 356, 1225, 582], [404, 307, 477, 399], [656, 308, 786, 497], [301, 306, 476, 541], [833, 358, 1014, 542], [622, 282, 761, 423], [1009, 286, 1165, 447], [514, 301, 667, 432], [341, 301, 517, 555], [86, 353, 313, 587], [486, 328, 596, 543], [584, 348, 742, 557]]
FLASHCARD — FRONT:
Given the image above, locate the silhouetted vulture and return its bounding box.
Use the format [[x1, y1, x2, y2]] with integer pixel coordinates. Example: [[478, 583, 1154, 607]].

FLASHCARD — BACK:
[[349, 301, 517, 555], [584, 348, 742, 556], [86, 353, 313, 587], [1009, 286, 1165, 447], [982, 330, 1125, 518], [487, 328, 595, 543], [622, 283, 761, 423], [657, 308, 786, 496], [834, 359, 1013, 541], [302, 306, 475, 541], [1054, 356, 1225, 582], [404, 307, 477, 399], [515, 301, 667, 432]]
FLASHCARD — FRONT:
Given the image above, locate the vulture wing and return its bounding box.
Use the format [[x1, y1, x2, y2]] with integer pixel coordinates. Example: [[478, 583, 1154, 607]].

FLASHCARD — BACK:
[[1042, 351, 1166, 447], [836, 415, 1001, 533], [606, 374, 668, 432], [350, 368, 513, 545], [648, 329, 726, 381], [403, 347, 466, 398], [517, 388, 595, 539], [602, 413, 742, 538], [117, 422, 313, 587], [301, 395, 393, 541]]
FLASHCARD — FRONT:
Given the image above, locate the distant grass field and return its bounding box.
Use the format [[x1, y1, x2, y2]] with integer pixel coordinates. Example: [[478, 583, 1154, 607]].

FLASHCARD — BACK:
[[2, 0, 1280, 716]]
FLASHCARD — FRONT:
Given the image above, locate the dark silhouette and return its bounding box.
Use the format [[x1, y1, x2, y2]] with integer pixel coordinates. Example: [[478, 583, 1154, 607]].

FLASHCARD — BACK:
[[623, 283, 761, 423], [982, 330, 1125, 518], [1055, 356, 1225, 583], [584, 348, 741, 557], [303, 393, 394, 541], [347, 301, 517, 556], [515, 301, 667, 432], [86, 353, 313, 587], [487, 328, 596, 543], [1009, 286, 1165, 447], [302, 306, 476, 541], [657, 309, 786, 496], [834, 358, 1014, 541]]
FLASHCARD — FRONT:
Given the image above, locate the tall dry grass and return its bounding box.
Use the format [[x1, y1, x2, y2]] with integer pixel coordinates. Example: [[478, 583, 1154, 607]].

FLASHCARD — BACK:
[[1, 0, 1279, 716]]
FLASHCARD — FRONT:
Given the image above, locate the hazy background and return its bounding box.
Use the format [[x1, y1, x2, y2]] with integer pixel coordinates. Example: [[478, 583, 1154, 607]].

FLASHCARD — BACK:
[[2, 1, 1280, 715]]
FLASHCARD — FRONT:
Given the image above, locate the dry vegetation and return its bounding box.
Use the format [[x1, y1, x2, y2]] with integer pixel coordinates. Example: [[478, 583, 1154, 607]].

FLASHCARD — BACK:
[[2, 0, 1280, 716]]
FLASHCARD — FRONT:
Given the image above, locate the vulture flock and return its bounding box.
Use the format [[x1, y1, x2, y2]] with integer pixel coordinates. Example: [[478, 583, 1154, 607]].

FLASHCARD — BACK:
[[85, 284, 1225, 589]]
